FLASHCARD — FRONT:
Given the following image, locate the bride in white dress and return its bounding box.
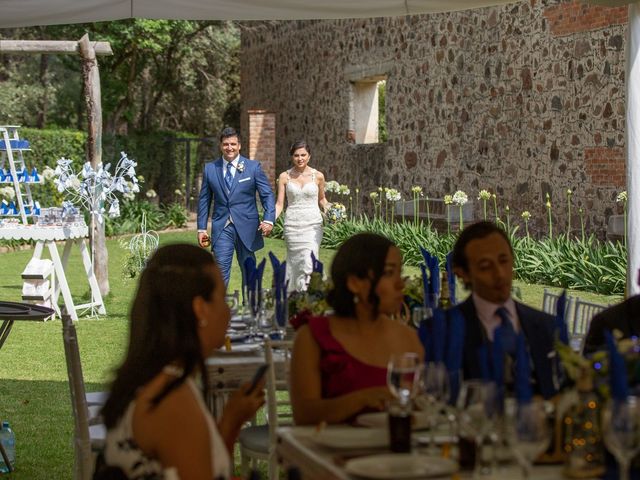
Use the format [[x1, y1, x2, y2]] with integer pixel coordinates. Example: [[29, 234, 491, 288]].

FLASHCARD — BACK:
[[275, 140, 329, 292]]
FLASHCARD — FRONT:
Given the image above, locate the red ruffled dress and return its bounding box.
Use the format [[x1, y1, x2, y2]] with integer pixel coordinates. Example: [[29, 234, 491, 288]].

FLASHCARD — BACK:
[[306, 315, 387, 399]]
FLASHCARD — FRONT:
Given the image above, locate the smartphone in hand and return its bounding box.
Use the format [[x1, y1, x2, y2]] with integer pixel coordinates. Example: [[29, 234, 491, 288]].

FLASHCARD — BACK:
[[246, 363, 269, 394]]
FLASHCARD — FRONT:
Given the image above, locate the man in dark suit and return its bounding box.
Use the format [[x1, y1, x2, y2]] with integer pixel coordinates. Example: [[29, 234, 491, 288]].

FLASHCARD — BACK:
[[451, 221, 557, 399], [583, 271, 640, 355], [197, 127, 276, 287]]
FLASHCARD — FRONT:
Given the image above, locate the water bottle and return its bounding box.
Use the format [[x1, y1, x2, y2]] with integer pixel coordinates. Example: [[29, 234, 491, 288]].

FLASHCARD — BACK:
[[0, 421, 15, 473]]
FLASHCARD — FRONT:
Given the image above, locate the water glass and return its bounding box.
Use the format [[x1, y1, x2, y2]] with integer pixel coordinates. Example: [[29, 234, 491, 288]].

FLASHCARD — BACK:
[[603, 396, 640, 480], [505, 400, 551, 480], [419, 362, 450, 453], [456, 380, 498, 476], [387, 352, 421, 403]]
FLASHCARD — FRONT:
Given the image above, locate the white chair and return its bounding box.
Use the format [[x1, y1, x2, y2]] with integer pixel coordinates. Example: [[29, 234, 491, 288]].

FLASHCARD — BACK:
[[570, 298, 607, 352], [61, 313, 107, 480], [541, 288, 575, 320], [238, 338, 293, 479]]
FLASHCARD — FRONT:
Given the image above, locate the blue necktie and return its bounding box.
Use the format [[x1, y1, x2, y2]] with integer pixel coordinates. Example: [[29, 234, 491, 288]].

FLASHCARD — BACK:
[[496, 306, 517, 355], [225, 162, 233, 191]]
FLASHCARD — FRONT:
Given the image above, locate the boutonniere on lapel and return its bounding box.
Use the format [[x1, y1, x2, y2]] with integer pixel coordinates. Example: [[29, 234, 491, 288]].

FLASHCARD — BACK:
[[236, 161, 245, 174]]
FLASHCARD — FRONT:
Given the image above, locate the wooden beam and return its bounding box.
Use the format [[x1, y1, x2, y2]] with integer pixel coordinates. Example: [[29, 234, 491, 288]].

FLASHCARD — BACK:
[[79, 33, 110, 297], [0, 40, 112, 56]]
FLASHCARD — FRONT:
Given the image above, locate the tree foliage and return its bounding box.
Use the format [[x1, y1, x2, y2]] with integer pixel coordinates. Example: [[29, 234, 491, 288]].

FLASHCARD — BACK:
[[0, 20, 240, 136]]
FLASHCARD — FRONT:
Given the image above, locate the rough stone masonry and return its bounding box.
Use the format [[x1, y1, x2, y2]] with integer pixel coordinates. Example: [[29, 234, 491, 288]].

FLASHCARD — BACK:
[[240, 0, 627, 237]]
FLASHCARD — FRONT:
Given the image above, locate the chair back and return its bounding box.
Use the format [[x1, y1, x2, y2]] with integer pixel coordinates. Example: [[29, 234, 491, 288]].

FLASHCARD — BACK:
[[572, 299, 607, 335], [570, 298, 607, 352], [541, 288, 575, 320], [263, 338, 293, 446], [62, 313, 95, 480]]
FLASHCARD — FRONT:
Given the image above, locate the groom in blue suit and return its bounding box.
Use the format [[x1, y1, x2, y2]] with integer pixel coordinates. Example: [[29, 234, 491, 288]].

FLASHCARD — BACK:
[[451, 221, 557, 399], [197, 127, 276, 287]]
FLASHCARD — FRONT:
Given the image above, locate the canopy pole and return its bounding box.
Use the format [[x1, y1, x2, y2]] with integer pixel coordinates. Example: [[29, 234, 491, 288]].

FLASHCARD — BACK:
[[627, 3, 640, 296]]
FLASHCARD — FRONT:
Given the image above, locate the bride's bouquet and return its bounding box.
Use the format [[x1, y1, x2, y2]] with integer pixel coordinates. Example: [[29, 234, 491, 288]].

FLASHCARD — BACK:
[[325, 202, 347, 224]]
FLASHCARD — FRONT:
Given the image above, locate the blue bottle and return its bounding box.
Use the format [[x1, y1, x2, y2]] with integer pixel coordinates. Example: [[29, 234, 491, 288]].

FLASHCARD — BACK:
[[0, 421, 16, 473]]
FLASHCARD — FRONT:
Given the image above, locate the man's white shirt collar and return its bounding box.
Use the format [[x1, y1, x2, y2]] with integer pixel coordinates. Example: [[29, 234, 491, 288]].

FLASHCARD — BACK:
[[471, 292, 519, 340]]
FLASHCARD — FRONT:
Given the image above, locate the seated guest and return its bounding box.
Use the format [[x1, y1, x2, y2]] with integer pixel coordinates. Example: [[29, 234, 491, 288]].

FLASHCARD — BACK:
[[100, 244, 265, 480], [584, 270, 640, 355], [290, 233, 424, 425], [451, 221, 557, 399]]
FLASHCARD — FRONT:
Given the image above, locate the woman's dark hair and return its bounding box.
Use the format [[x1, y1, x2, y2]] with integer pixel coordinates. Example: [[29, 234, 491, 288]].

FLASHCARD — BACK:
[[102, 244, 218, 428], [327, 233, 395, 317], [289, 140, 311, 156]]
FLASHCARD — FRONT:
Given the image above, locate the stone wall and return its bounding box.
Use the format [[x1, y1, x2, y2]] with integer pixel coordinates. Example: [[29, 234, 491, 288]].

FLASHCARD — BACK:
[[240, 0, 627, 236]]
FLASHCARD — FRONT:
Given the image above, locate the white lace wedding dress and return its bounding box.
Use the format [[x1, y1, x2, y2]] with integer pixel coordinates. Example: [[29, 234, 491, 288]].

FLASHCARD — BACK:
[[284, 169, 323, 292]]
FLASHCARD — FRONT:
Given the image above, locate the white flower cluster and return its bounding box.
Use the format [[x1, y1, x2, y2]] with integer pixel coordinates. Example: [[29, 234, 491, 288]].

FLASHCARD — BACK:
[[42, 166, 56, 182], [452, 190, 468, 206], [53, 152, 138, 222], [385, 188, 401, 201], [0, 186, 16, 201], [411, 186, 423, 195], [339, 185, 351, 196], [146, 189, 157, 199], [478, 189, 491, 201], [443, 195, 453, 205], [325, 180, 341, 193], [617, 191, 627, 203]]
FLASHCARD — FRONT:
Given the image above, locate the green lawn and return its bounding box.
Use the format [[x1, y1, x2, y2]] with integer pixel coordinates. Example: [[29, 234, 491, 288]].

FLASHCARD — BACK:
[[0, 229, 622, 478]]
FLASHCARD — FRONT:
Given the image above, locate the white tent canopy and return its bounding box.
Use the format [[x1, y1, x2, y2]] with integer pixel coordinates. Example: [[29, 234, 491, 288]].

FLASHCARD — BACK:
[[2, 0, 523, 27], [1, 0, 639, 295]]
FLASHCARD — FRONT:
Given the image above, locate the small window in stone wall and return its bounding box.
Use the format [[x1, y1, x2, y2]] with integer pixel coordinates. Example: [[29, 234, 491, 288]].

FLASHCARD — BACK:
[[349, 75, 387, 144]]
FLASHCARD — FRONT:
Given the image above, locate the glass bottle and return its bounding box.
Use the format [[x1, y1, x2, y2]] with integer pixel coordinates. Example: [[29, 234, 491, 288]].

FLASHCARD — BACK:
[[439, 272, 451, 309], [562, 369, 605, 478]]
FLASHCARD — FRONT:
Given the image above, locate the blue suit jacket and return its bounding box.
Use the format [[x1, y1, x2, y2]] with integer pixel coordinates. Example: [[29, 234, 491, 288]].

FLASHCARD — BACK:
[[197, 155, 276, 251], [453, 296, 557, 399]]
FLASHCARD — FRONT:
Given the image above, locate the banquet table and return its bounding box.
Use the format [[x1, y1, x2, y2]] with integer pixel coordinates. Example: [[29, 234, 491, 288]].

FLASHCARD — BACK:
[[205, 339, 287, 418], [0, 224, 105, 320], [276, 426, 577, 480]]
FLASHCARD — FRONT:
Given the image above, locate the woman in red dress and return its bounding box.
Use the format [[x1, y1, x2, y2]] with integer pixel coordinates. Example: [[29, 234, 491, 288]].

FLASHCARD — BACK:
[[290, 233, 424, 425]]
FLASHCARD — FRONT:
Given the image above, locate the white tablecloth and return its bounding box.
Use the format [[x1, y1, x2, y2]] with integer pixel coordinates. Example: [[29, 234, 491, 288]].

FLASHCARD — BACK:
[[0, 224, 88, 241]]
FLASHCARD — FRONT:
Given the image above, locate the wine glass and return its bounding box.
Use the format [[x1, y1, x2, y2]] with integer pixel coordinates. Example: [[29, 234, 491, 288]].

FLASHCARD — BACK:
[[420, 362, 450, 452], [603, 396, 640, 480], [411, 306, 432, 329], [505, 399, 550, 480], [387, 352, 421, 404], [456, 380, 498, 477]]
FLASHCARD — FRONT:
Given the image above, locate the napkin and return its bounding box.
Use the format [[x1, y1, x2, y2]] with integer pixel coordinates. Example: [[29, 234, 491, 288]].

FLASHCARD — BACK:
[[432, 308, 446, 363], [445, 308, 465, 403], [418, 318, 432, 362], [555, 290, 569, 345], [268, 252, 288, 328], [310, 251, 323, 275], [243, 257, 266, 316], [605, 330, 629, 401], [515, 332, 533, 404], [446, 252, 457, 305], [419, 247, 440, 308]]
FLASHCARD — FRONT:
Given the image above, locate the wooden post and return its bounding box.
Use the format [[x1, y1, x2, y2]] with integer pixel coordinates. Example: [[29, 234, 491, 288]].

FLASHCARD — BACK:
[[78, 34, 109, 297]]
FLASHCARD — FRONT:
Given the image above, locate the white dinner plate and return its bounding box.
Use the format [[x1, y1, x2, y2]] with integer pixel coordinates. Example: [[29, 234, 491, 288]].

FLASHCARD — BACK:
[[355, 411, 431, 430], [344, 453, 457, 479], [309, 426, 388, 450]]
